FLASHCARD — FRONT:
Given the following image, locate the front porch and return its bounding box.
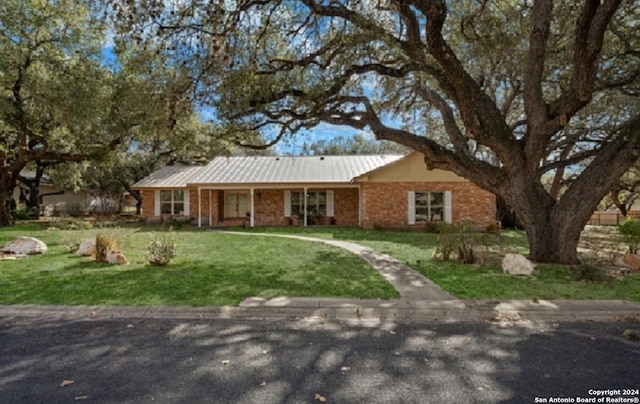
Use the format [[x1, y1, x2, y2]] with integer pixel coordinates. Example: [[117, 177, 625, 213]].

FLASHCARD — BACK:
[[193, 187, 360, 228]]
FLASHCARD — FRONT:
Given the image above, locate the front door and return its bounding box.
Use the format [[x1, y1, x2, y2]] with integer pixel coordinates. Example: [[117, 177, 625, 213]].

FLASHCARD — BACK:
[[225, 191, 250, 218]]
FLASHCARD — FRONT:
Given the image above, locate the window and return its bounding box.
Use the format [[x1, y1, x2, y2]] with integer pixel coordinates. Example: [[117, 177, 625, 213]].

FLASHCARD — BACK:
[[291, 191, 327, 216], [160, 190, 185, 215], [414, 192, 444, 222]]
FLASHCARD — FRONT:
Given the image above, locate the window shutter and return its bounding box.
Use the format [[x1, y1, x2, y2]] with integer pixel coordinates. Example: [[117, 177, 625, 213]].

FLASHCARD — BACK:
[[154, 190, 160, 216], [407, 191, 416, 225], [326, 190, 334, 216], [444, 191, 452, 224], [184, 189, 190, 217], [284, 190, 291, 217]]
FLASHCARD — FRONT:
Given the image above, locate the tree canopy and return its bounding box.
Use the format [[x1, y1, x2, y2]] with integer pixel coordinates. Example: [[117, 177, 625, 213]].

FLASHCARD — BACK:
[[114, 0, 640, 263]]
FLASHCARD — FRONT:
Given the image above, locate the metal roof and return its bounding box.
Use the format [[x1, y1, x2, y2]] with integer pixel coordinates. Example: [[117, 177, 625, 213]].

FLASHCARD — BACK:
[[132, 165, 205, 189], [132, 155, 406, 188], [189, 155, 405, 185]]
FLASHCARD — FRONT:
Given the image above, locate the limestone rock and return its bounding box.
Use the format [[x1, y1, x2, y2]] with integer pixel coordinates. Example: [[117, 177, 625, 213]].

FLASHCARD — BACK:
[[502, 253, 536, 276], [621, 254, 640, 270], [2, 237, 47, 255], [77, 240, 96, 257], [106, 250, 129, 265]]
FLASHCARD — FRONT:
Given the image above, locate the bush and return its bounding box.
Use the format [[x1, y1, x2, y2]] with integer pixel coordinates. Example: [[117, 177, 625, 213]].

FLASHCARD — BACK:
[[147, 235, 177, 266], [571, 263, 607, 282], [433, 222, 490, 264], [12, 204, 38, 220], [619, 217, 640, 254], [59, 231, 82, 253], [95, 233, 122, 263]]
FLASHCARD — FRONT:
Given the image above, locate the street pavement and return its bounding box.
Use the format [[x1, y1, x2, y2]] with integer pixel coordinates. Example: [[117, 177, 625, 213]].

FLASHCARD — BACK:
[[1, 314, 639, 404]]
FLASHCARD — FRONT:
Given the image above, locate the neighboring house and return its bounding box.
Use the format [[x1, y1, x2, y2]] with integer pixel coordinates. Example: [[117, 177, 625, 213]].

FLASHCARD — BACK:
[[132, 152, 496, 229], [14, 170, 91, 216]]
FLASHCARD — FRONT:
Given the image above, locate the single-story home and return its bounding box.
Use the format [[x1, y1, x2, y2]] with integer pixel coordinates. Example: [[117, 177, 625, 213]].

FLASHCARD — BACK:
[[132, 152, 496, 228]]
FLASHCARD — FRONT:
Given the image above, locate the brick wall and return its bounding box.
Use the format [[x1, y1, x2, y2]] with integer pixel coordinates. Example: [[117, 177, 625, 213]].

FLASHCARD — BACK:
[[255, 190, 289, 226], [361, 182, 496, 228], [141, 190, 155, 217], [333, 188, 359, 226]]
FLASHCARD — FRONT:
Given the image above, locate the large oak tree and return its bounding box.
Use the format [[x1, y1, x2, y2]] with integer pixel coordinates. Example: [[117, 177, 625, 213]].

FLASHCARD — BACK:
[[115, 0, 640, 264]]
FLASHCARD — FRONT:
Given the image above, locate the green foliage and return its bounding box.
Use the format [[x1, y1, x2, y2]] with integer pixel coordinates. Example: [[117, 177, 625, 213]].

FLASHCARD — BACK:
[[619, 217, 640, 254], [58, 231, 83, 253], [147, 235, 177, 266], [11, 205, 37, 220], [95, 233, 122, 263], [571, 263, 608, 283], [433, 223, 490, 264]]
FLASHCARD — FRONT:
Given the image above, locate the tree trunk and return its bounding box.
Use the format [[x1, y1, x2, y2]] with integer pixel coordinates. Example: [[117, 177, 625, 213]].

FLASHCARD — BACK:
[[503, 177, 588, 265], [0, 186, 14, 227]]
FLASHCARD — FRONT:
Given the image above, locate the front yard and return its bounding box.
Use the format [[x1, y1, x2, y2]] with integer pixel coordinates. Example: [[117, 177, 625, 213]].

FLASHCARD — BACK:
[[0, 224, 399, 306], [1, 223, 639, 306]]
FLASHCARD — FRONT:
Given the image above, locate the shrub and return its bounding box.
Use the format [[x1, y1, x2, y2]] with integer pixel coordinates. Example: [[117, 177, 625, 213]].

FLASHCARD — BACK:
[[59, 231, 82, 253], [12, 204, 38, 220], [95, 233, 122, 263], [433, 222, 490, 264], [147, 235, 177, 266], [571, 263, 607, 282], [619, 217, 640, 254]]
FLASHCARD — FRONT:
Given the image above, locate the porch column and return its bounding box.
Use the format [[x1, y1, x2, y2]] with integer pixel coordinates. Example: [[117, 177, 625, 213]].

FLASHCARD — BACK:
[[209, 190, 213, 227], [197, 188, 202, 228], [303, 187, 308, 227], [250, 188, 255, 227]]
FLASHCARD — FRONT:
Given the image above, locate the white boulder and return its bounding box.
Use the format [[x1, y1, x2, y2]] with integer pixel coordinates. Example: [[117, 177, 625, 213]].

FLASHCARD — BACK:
[[77, 239, 96, 257], [502, 253, 536, 276], [2, 237, 47, 255]]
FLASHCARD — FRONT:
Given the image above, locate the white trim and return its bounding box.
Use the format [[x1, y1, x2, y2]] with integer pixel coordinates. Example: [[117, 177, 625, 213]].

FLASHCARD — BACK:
[[326, 190, 334, 217], [154, 190, 160, 216], [444, 190, 453, 224], [303, 187, 308, 227], [209, 190, 213, 227], [250, 188, 255, 227], [197, 188, 202, 227], [184, 190, 190, 216], [284, 190, 291, 217], [407, 191, 416, 225]]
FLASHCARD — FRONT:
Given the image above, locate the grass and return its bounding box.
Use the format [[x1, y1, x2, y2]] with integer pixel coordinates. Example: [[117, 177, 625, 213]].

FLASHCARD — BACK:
[[0, 224, 399, 306], [3, 223, 639, 305], [235, 226, 640, 302]]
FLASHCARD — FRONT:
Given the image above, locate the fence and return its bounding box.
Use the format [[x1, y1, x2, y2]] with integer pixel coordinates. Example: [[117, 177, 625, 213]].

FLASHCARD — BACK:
[[588, 211, 640, 226]]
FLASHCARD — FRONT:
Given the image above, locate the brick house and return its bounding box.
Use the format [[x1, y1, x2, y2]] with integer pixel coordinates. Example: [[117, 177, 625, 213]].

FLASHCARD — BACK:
[[132, 152, 496, 228]]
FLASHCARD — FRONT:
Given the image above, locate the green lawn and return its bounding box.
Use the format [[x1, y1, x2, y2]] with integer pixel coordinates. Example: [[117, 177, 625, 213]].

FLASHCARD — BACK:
[[235, 226, 640, 302], [0, 224, 399, 306], [2, 223, 639, 306]]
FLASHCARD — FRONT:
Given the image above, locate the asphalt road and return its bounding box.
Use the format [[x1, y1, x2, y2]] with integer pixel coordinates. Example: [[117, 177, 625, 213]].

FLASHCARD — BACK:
[[1, 316, 639, 404]]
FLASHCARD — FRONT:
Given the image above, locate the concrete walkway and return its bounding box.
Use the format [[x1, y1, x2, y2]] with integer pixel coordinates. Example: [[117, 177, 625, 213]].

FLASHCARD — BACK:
[[1, 231, 639, 325]]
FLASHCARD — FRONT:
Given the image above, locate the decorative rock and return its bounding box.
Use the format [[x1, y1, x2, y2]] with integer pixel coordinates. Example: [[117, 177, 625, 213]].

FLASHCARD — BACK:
[[77, 240, 96, 257], [106, 250, 129, 265], [621, 254, 640, 270], [2, 237, 47, 255], [502, 253, 536, 276]]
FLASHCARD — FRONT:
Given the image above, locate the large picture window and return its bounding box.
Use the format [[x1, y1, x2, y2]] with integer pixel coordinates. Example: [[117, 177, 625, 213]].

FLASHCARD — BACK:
[[160, 190, 185, 215], [414, 192, 444, 222], [291, 191, 327, 216]]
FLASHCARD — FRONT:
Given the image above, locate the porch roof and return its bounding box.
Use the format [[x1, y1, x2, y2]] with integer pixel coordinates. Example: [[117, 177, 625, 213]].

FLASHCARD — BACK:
[[188, 155, 405, 185]]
